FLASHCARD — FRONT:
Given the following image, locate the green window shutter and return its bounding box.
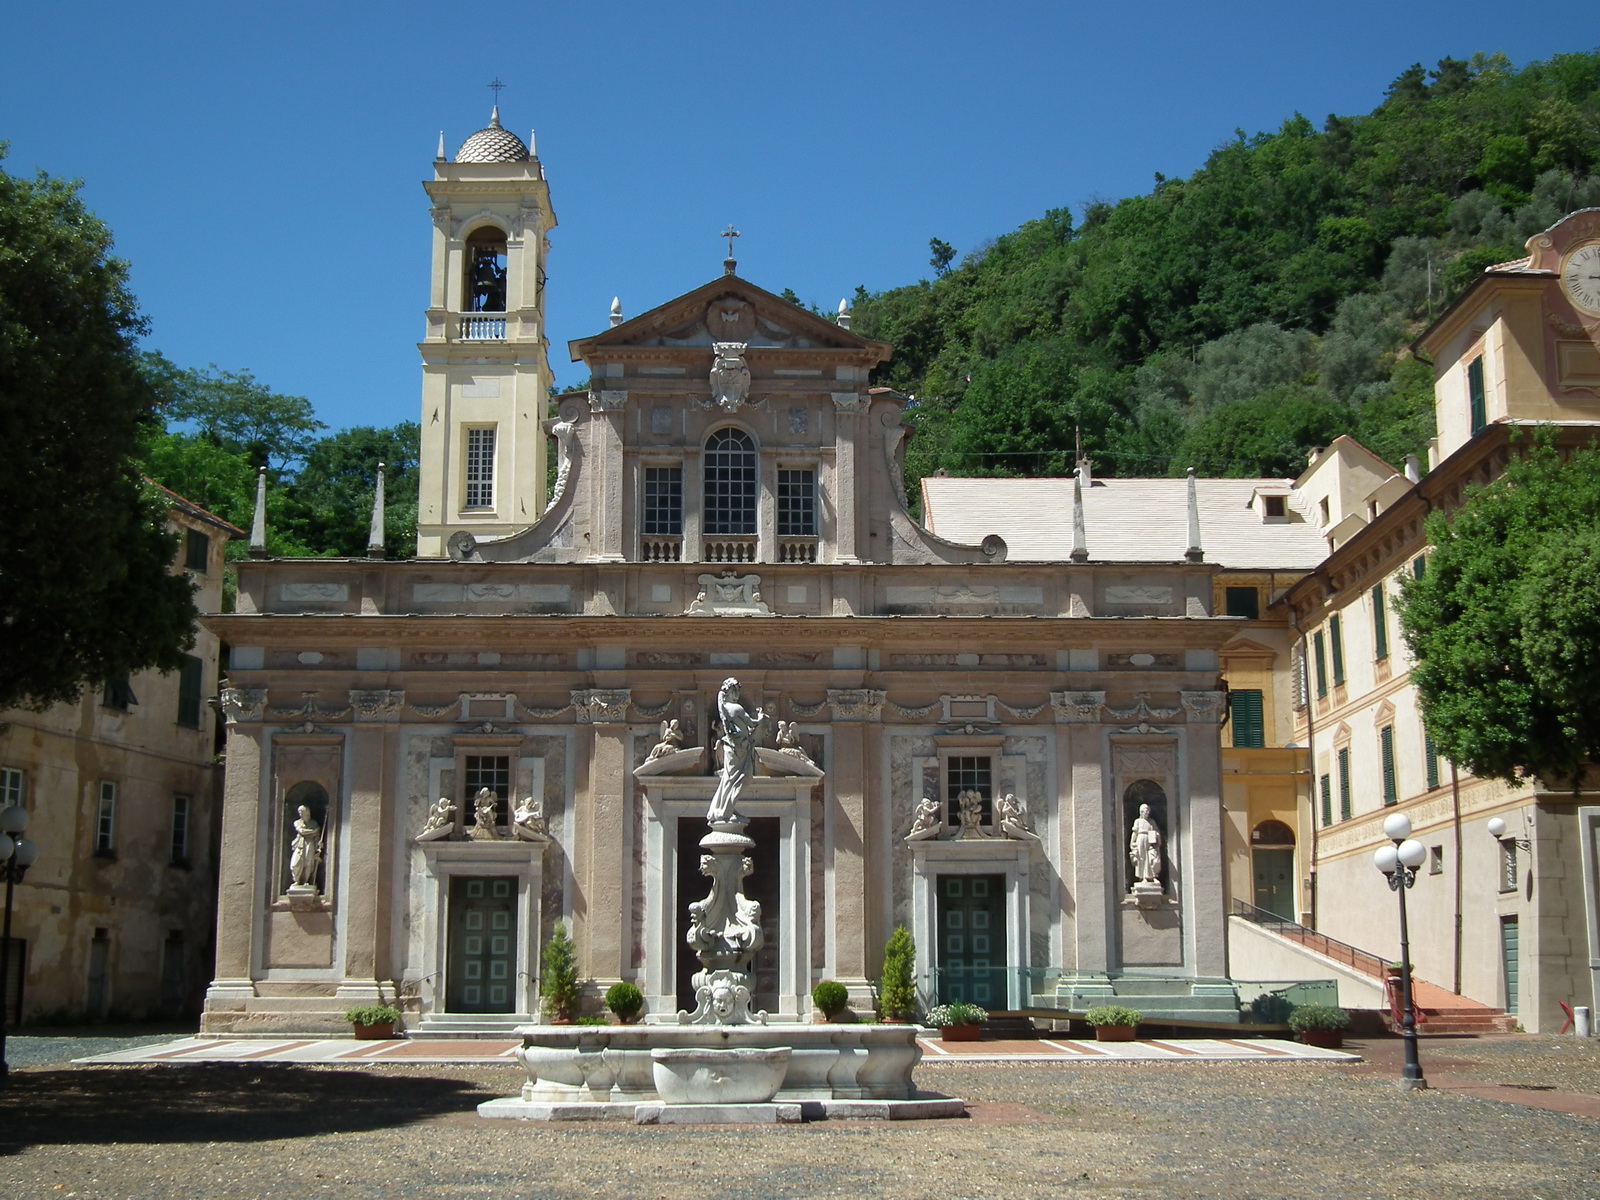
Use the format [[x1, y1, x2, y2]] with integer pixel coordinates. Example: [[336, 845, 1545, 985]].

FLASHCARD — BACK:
[[1468, 355, 1487, 434], [1230, 690, 1265, 748], [1424, 732, 1440, 791], [177, 655, 204, 729], [1313, 633, 1328, 698], [1372, 585, 1388, 660], [1330, 615, 1345, 686], [1412, 555, 1426, 580], [1337, 748, 1352, 820], [1319, 774, 1333, 827], [1381, 725, 1397, 805]]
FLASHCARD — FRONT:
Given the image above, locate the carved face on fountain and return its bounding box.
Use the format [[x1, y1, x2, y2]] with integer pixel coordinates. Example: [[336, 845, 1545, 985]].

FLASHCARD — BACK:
[[710, 980, 738, 1020]]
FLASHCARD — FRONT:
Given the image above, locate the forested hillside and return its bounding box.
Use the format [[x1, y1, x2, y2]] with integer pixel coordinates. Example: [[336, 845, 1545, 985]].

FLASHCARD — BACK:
[[850, 51, 1600, 487]]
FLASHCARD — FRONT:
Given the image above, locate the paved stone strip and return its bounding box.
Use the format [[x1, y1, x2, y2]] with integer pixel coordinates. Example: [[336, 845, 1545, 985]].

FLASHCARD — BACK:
[[74, 1034, 1359, 1066]]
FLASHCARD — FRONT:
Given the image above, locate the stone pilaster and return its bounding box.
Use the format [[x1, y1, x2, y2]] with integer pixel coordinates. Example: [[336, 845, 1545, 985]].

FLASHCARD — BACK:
[[826, 688, 882, 987], [574, 689, 631, 985], [1181, 691, 1227, 977], [337, 722, 395, 999], [205, 721, 265, 1010]]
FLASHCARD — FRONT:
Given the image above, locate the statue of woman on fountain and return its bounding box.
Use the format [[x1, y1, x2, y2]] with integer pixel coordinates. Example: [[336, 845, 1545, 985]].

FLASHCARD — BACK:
[[706, 677, 769, 826]]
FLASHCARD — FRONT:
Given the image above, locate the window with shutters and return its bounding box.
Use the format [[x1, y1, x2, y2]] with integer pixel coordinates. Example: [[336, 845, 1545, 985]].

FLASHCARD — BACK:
[[1330, 615, 1346, 686], [1313, 632, 1328, 699], [1412, 555, 1427, 580], [177, 654, 204, 729], [1337, 748, 1352, 821], [1424, 732, 1441, 791], [102, 675, 137, 712], [1319, 773, 1332, 827], [1291, 645, 1307, 710], [1380, 725, 1397, 805], [1468, 354, 1487, 434], [0, 767, 24, 809], [184, 529, 210, 572], [1230, 689, 1265, 748], [1372, 584, 1388, 660]]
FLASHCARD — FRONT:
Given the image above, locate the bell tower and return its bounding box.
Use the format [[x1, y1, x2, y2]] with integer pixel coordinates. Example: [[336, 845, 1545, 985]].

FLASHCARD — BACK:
[[415, 107, 555, 557]]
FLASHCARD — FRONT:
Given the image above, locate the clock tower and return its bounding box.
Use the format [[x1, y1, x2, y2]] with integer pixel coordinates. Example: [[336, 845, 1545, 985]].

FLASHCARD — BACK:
[[415, 108, 556, 557]]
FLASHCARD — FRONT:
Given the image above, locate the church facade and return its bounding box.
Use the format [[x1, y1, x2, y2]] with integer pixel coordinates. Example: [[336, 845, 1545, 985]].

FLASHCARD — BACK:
[[200, 112, 1273, 1033]]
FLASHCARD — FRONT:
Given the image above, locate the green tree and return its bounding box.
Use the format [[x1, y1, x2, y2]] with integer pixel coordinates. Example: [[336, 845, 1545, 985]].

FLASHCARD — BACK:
[[149, 354, 324, 470], [879, 925, 917, 1021], [1400, 440, 1600, 787], [278, 424, 420, 558], [0, 153, 198, 710], [928, 237, 955, 276], [540, 922, 582, 1021]]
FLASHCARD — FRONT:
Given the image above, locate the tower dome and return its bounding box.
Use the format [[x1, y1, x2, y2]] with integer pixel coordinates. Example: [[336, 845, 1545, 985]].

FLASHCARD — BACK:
[[455, 106, 529, 164]]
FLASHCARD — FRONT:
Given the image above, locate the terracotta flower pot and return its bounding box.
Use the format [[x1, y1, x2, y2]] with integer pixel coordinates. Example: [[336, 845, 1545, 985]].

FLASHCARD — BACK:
[[1297, 1029, 1344, 1049], [1094, 1025, 1137, 1042], [940, 1023, 983, 1042], [352, 1021, 395, 1040]]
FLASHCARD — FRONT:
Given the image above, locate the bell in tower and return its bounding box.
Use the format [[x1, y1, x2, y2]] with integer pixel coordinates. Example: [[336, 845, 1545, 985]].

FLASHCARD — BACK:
[[415, 100, 557, 558]]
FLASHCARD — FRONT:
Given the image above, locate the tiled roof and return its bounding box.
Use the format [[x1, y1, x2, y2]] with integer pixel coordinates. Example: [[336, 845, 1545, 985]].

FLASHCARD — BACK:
[[921, 476, 1329, 570]]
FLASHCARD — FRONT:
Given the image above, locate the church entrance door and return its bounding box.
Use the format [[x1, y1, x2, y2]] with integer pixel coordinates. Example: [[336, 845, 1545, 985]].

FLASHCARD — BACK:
[[446, 876, 517, 1013], [936, 874, 1006, 1008]]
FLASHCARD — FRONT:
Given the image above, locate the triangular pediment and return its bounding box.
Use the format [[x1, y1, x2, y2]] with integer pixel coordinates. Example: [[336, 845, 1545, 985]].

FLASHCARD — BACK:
[[570, 274, 891, 363]]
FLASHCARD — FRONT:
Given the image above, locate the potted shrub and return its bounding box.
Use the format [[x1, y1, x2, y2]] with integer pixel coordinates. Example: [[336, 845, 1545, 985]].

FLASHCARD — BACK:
[[879, 925, 916, 1023], [1084, 1004, 1143, 1042], [540, 923, 582, 1023], [605, 981, 644, 1024], [925, 1002, 987, 1041], [812, 979, 850, 1021], [343, 1004, 402, 1040], [1288, 1002, 1351, 1048]]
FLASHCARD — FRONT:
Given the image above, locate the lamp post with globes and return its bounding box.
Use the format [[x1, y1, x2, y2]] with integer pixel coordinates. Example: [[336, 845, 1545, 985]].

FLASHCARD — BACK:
[[0, 804, 39, 1083], [1373, 811, 1428, 1091]]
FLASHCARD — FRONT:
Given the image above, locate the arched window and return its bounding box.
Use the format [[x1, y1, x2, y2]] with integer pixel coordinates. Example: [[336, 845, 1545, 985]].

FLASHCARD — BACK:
[[1251, 819, 1296, 847], [704, 428, 757, 535], [464, 226, 507, 313]]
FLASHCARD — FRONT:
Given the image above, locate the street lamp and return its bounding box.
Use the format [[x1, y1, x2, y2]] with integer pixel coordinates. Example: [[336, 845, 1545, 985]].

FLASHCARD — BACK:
[[1373, 811, 1428, 1091], [0, 804, 39, 1083]]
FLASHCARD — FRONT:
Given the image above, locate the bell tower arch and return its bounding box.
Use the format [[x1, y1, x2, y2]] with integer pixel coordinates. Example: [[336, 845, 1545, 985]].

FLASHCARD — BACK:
[[416, 107, 556, 557]]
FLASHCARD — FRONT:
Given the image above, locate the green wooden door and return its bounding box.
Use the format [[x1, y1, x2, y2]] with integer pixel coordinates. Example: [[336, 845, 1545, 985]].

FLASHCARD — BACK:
[[936, 874, 1006, 1008], [1252, 849, 1296, 921], [447, 876, 517, 1013], [1500, 915, 1519, 1015]]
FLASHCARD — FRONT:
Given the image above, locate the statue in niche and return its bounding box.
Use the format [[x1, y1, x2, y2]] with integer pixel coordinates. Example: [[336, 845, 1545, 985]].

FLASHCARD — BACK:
[[471, 787, 504, 840], [775, 720, 812, 765], [708, 342, 751, 411], [512, 795, 548, 841], [416, 796, 456, 842], [1129, 803, 1164, 888], [705, 678, 769, 826], [997, 792, 1040, 841], [466, 245, 506, 312], [647, 718, 684, 761], [956, 790, 991, 840], [288, 805, 323, 889], [906, 796, 943, 842]]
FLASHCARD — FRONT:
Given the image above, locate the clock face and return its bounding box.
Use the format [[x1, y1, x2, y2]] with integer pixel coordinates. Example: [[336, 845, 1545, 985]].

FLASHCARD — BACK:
[[1561, 242, 1600, 316]]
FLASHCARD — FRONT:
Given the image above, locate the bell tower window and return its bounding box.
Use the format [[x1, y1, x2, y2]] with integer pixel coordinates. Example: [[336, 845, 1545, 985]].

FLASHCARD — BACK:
[[465, 426, 496, 509], [704, 429, 757, 535], [464, 227, 507, 313]]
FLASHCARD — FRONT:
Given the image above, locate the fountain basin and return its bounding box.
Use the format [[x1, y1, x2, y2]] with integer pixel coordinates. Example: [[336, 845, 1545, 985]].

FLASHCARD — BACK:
[[511, 1023, 922, 1103], [651, 1046, 791, 1104]]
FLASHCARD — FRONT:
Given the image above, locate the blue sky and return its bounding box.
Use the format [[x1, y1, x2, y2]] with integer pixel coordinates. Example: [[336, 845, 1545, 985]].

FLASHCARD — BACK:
[[3, 2, 1594, 433]]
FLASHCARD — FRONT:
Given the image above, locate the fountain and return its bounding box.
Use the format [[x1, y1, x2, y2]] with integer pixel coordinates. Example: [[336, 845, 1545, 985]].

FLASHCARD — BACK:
[[478, 678, 964, 1124]]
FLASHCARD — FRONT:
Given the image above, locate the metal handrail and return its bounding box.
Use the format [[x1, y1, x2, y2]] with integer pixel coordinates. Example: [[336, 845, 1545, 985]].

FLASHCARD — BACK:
[[1230, 899, 1390, 979]]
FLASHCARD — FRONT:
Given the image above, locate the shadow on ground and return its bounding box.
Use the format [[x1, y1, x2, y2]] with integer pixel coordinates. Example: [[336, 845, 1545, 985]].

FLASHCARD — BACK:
[[0, 1064, 489, 1153]]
